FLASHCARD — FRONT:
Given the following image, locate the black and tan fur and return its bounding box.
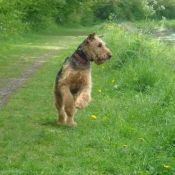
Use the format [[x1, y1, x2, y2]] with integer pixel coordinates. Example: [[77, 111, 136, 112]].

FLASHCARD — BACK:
[[53, 33, 112, 126]]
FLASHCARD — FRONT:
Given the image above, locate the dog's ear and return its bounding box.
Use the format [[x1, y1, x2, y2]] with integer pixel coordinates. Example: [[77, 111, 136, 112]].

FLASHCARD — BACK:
[[86, 32, 96, 42]]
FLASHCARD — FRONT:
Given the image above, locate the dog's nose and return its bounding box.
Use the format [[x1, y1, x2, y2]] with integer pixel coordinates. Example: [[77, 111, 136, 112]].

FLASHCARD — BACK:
[[108, 54, 112, 59]]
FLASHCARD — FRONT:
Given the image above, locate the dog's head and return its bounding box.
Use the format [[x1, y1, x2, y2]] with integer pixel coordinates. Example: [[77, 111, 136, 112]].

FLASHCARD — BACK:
[[82, 33, 112, 65]]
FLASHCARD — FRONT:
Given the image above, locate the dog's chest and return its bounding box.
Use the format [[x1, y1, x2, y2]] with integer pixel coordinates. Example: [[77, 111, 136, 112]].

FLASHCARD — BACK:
[[59, 62, 91, 91], [69, 70, 91, 88]]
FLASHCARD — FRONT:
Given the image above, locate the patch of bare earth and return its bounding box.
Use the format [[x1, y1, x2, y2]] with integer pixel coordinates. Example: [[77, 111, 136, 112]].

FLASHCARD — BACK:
[[0, 36, 76, 107]]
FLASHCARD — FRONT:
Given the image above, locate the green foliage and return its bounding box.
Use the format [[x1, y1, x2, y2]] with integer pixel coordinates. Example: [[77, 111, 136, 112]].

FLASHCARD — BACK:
[[17, 0, 55, 30], [0, 0, 26, 40], [1, 0, 175, 40], [115, 0, 144, 21]]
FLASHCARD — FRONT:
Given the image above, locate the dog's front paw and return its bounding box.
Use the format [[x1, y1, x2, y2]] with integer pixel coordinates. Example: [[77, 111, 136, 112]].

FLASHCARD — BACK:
[[75, 101, 84, 109], [75, 101, 89, 109], [75, 95, 90, 109]]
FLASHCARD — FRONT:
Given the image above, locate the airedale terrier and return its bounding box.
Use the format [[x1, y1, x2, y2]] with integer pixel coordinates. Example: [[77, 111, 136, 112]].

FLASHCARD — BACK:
[[53, 32, 112, 126]]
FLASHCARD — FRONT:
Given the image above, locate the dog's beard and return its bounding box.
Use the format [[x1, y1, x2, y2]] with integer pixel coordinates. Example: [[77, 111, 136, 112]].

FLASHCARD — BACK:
[[94, 59, 107, 65]]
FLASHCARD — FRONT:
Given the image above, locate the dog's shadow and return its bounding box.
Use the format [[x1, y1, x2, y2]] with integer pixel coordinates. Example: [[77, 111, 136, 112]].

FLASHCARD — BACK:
[[37, 119, 76, 131]]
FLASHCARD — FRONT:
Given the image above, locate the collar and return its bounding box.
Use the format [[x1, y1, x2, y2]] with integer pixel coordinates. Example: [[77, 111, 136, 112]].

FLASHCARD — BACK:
[[74, 53, 89, 64]]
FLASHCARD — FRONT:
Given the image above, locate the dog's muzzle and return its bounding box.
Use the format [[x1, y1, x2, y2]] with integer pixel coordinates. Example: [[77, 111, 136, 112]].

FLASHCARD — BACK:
[[108, 54, 112, 59]]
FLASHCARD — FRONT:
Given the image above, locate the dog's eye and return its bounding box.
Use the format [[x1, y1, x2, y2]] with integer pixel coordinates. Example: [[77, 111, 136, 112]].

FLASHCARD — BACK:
[[98, 43, 102, 47]]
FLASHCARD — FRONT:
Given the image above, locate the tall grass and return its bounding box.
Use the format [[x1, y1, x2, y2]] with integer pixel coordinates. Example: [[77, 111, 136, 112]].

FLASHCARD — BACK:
[[99, 23, 175, 174], [0, 24, 175, 174]]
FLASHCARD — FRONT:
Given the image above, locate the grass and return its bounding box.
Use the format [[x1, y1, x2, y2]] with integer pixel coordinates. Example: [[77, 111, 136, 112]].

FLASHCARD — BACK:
[[0, 23, 175, 175], [0, 24, 94, 88]]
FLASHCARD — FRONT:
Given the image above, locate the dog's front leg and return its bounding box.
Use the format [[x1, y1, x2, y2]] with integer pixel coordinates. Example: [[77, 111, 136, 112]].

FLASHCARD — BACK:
[[60, 86, 77, 126], [75, 86, 91, 109]]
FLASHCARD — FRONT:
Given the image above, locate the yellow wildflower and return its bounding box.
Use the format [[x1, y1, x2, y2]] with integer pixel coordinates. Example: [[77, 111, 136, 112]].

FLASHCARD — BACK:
[[111, 79, 115, 83], [102, 66, 105, 69], [123, 144, 127, 148], [98, 89, 102, 93], [140, 138, 145, 142], [164, 165, 169, 169], [91, 115, 97, 119]]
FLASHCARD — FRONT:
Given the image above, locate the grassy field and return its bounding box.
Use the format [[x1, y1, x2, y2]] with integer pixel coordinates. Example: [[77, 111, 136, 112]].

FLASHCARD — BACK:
[[0, 24, 175, 175]]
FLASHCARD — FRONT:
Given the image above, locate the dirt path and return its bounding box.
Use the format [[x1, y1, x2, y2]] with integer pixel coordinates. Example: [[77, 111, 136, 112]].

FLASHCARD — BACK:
[[0, 36, 76, 108]]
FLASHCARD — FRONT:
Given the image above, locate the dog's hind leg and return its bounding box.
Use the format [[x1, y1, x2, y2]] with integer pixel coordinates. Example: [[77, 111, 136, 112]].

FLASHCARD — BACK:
[[60, 86, 77, 126], [53, 85, 66, 125]]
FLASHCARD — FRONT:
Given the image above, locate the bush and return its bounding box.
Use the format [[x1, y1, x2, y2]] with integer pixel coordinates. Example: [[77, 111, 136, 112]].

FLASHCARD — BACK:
[[0, 1, 26, 40]]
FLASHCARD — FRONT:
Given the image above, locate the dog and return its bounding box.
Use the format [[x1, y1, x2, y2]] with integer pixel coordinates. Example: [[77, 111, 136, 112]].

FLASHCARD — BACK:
[[53, 32, 112, 126]]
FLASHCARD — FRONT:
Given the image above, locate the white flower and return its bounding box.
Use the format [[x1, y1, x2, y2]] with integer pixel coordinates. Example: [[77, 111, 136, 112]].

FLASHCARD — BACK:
[[161, 5, 165, 10]]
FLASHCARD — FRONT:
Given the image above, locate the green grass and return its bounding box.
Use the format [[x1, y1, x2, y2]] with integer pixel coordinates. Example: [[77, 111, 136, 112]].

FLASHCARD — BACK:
[[0, 35, 65, 88], [0, 24, 175, 175], [0, 25, 94, 88]]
